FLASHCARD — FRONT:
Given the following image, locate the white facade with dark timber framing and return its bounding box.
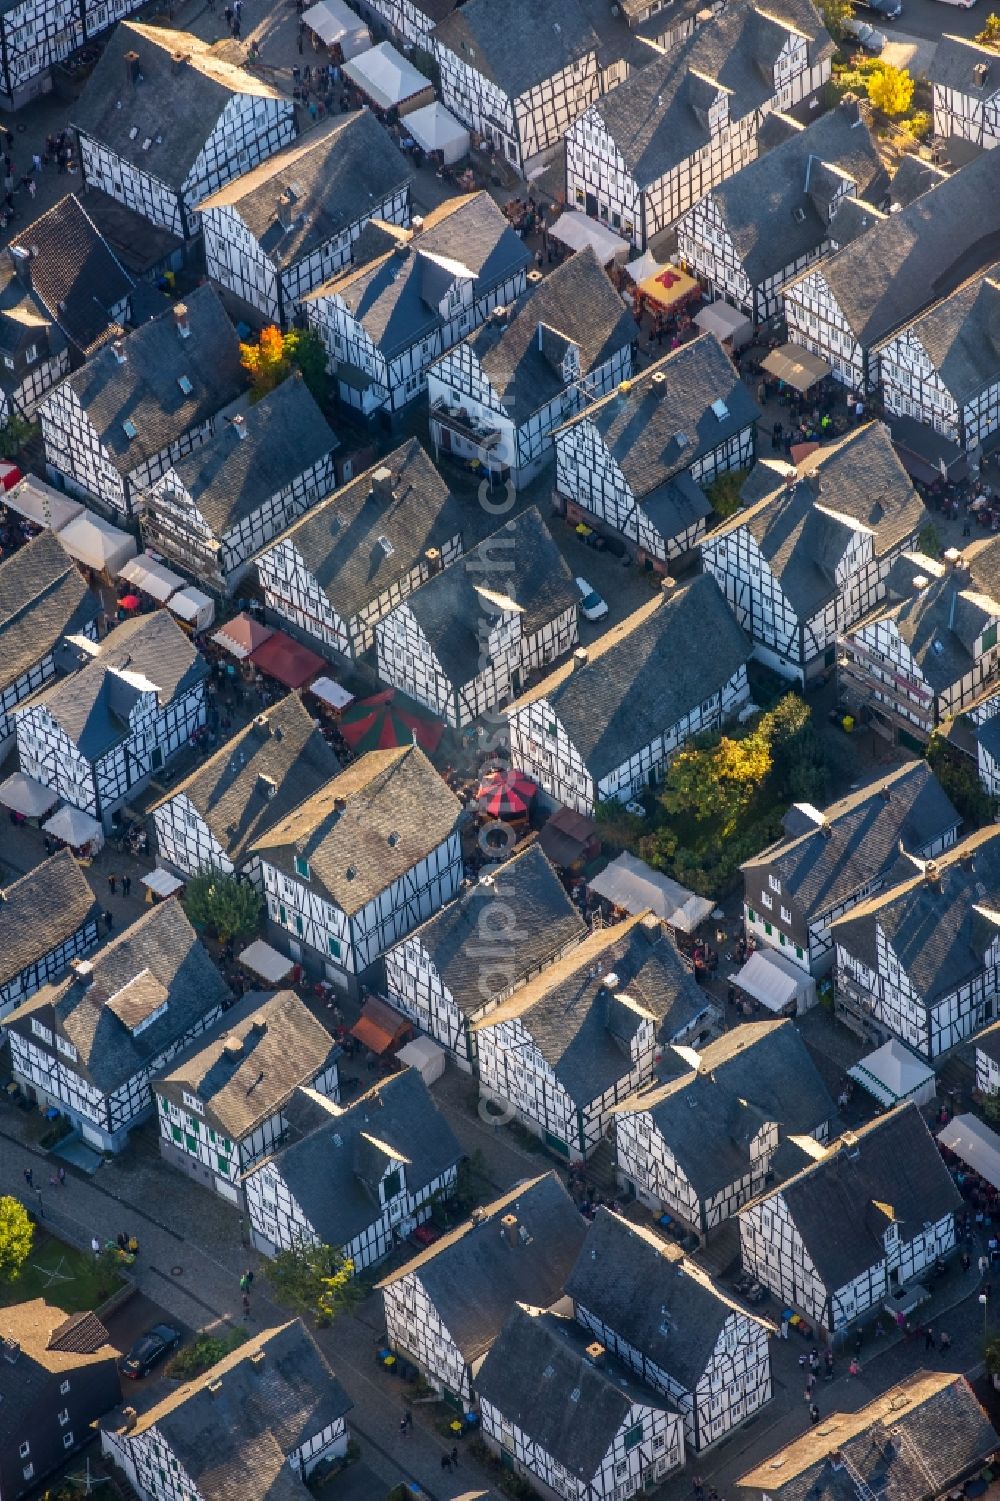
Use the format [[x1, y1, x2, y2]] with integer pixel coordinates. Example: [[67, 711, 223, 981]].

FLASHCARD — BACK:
[[199, 112, 412, 328], [976, 1019, 1000, 1096], [738, 1105, 962, 1339], [74, 23, 295, 242], [0, 0, 148, 112], [931, 35, 1000, 153], [0, 852, 101, 1023], [354, 0, 457, 49]]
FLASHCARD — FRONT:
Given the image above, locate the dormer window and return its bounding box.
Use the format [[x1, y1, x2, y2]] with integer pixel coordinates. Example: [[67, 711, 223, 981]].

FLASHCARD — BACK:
[[382, 1166, 402, 1201], [294, 854, 311, 880]]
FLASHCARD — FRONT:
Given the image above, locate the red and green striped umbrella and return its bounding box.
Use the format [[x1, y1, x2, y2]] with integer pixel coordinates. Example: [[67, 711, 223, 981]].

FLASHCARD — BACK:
[[338, 689, 443, 755], [476, 768, 537, 819]]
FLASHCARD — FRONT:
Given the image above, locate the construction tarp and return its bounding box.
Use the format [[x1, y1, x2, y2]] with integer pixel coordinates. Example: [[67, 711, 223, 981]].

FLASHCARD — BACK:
[[938, 1114, 1000, 1191], [302, 0, 370, 55], [589, 851, 713, 933], [549, 211, 631, 265], [43, 803, 103, 849], [761, 342, 831, 392], [250, 629, 325, 689], [58, 511, 136, 574], [239, 939, 294, 984], [4, 476, 83, 531], [397, 1035, 446, 1085], [638, 263, 701, 310], [119, 553, 185, 602], [351, 996, 412, 1054], [694, 300, 753, 348], [0, 771, 59, 817], [343, 42, 432, 113], [734, 948, 816, 1013], [848, 1038, 936, 1110], [404, 101, 469, 164]]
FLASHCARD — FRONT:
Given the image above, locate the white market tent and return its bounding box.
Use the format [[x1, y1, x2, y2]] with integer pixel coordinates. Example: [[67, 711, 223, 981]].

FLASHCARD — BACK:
[[938, 1114, 1000, 1191], [848, 1038, 936, 1110], [4, 475, 83, 531], [141, 868, 185, 899], [239, 938, 295, 985], [694, 300, 753, 349], [404, 101, 470, 165], [58, 511, 136, 574], [625, 249, 661, 285], [589, 851, 714, 933], [343, 42, 432, 114], [733, 948, 816, 1014], [0, 771, 59, 818], [168, 586, 215, 632], [302, 0, 370, 56], [119, 553, 185, 603], [43, 803, 104, 850], [550, 211, 631, 265], [397, 1035, 446, 1085], [309, 676, 354, 710]]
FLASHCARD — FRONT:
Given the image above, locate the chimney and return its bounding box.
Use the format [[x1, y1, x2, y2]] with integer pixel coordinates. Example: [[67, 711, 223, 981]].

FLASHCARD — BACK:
[[370, 465, 393, 503], [500, 1213, 519, 1248], [537, 321, 545, 352], [651, 371, 668, 392], [912, 573, 929, 592], [943, 547, 962, 570], [584, 1341, 606, 1367], [171, 50, 189, 73], [250, 1349, 266, 1368], [333, 795, 347, 813], [71, 958, 95, 984], [253, 712, 270, 736], [880, 786, 891, 803], [424, 546, 442, 574], [1, 1340, 19, 1364], [123, 48, 142, 86], [602, 972, 621, 991], [820, 820, 833, 839], [924, 859, 942, 891], [660, 576, 676, 595], [572, 647, 589, 669], [276, 191, 296, 232], [231, 414, 247, 442], [111, 338, 127, 366], [975, 61, 990, 87], [173, 302, 191, 339], [121, 1407, 138, 1434], [223, 1036, 243, 1060]]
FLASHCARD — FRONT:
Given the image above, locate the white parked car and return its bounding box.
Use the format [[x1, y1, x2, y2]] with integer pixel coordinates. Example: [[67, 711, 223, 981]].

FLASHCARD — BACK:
[[576, 576, 609, 621], [932, 0, 975, 8], [843, 15, 886, 48]]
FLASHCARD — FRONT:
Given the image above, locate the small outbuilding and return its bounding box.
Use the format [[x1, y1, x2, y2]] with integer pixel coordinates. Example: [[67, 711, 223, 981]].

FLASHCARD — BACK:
[[848, 1038, 937, 1110]]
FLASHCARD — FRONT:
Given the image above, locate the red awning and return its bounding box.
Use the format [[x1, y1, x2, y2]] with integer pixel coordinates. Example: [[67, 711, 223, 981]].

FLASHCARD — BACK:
[[350, 997, 412, 1055], [249, 630, 326, 689]]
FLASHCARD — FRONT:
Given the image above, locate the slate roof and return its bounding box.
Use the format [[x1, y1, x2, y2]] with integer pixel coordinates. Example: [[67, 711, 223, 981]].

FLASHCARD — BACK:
[[197, 112, 412, 269], [402, 841, 586, 1016], [978, 711, 1000, 772], [786, 145, 1000, 349], [753, 1104, 962, 1291], [10, 196, 133, 357], [150, 692, 339, 867], [158, 376, 337, 539], [82, 188, 185, 280], [156, 989, 339, 1141], [7, 899, 232, 1095], [401, 506, 578, 687], [880, 263, 1000, 405], [459, 247, 639, 423], [103, 1320, 352, 1501], [560, 334, 760, 503], [474, 913, 710, 1105], [616, 1020, 836, 1199], [0, 254, 59, 372], [975, 1014, 1000, 1067], [888, 153, 948, 212], [741, 761, 961, 923], [0, 851, 100, 991], [378, 1173, 587, 1363], [509, 578, 751, 782], [0, 529, 101, 692], [0, 1300, 116, 1450], [73, 22, 286, 188], [929, 34, 1000, 97], [256, 1067, 463, 1248], [830, 827, 1000, 1002], [566, 1209, 766, 1391], [259, 438, 467, 622], [50, 283, 245, 477], [250, 745, 462, 916], [26, 609, 208, 760], [431, 0, 601, 98]]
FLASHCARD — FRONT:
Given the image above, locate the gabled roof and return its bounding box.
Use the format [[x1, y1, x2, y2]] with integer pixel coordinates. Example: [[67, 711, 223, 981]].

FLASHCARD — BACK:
[[197, 112, 411, 269], [250, 746, 462, 916], [880, 263, 1000, 405], [49, 283, 245, 477], [0, 1300, 116, 1448], [7, 899, 232, 1095], [378, 1173, 587, 1363], [150, 692, 339, 866], [158, 376, 337, 539], [431, 0, 601, 98], [73, 21, 286, 189], [929, 34, 1000, 97], [0, 850, 100, 991], [0, 253, 59, 372], [10, 196, 133, 356], [741, 761, 960, 922], [0, 529, 100, 692], [508, 577, 751, 781]]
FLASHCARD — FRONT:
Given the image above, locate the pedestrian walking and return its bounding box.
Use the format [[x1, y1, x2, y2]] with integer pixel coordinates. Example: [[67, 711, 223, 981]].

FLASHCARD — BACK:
[[980, 1254, 989, 1275], [240, 1273, 250, 1292], [450, 1447, 459, 1468], [242, 1291, 251, 1316], [809, 1403, 820, 1425], [49, 1173, 57, 1188], [224, 4, 233, 24], [117, 1231, 127, 1251], [122, 874, 131, 897], [23, 1167, 33, 1188], [962, 1250, 971, 1273], [244, 1267, 254, 1288], [107, 873, 117, 895], [399, 1418, 408, 1436], [440, 1455, 451, 1472], [26, 178, 35, 199], [939, 1331, 952, 1351], [104, 909, 113, 933], [692, 1477, 705, 1501], [404, 1410, 413, 1431], [31, 153, 40, 174], [848, 1358, 861, 1378], [924, 1327, 936, 1351], [91, 1236, 101, 1256], [57, 1166, 66, 1186]]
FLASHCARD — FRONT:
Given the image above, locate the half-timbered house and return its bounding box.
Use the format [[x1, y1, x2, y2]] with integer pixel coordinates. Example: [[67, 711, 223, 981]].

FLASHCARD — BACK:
[[378, 1173, 586, 1406], [151, 692, 339, 881], [375, 506, 578, 729], [474, 912, 712, 1162], [621, 0, 718, 54], [102, 1320, 354, 1501], [976, 1017, 1000, 1096], [0, 529, 100, 758], [738, 1104, 962, 1338], [675, 100, 883, 324], [142, 377, 338, 595], [741, 761, 960, 975], [384, 840, 586, 1070], [244, 1066, 463, 1269], [702, 424, 930, 684], [737, 1371, 999, 1501], [304, 193, 530, 417], [931, 35, 1000, 154], [831, 827, 1000, 1060], [251, 745, 462, 993], [199, 112, 412, 328], [255, 440, 468, 663], [783, 145, 1000, 388], [353, 0, 457, 50], [506, 579, 752, 816], [566, 1208, 772, 1451], [39, 285, 246, 520], [477, 1306, 685, 1496], [979, 710, 1000, 800], [613, 1020, 835, 1237], [554, 334, 759, 568], [565, 0, 834, 249], [15, 608, 209, 829], [155, 988, 340, 1204], [0, 852, 101, 1023], [838, 541, 1000, 745], [7, 899, 231, 1153], [427, 247, 638, 487], [74, 23, 295, 244], [431, 0, 605, 177]]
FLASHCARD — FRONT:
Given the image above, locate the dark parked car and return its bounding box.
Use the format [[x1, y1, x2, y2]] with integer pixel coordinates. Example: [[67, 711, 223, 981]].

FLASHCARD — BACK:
[[855, 0, 902, 19], [120, 1323, 181, 1378]]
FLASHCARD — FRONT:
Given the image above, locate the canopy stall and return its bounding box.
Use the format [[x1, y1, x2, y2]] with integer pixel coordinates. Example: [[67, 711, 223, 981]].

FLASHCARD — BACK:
[[338, 688, 443, 753], [168, 586, 215, 633], [342, 41, 434, 115], [59, 511, 136, 574], [694, 300, 753, 349], [0, 771, 59, 818], [889, 415, 969, 486], [396, 1035, 446, 1085], [848, 1038, 936, 1110], [938, 1114, 1000, 1191], [4, 476, 83, 531], [119, 553, 185, 603], [351, 996, 413, 1054], [589, 851, 714, 933], [761, 343, 831, 392], [43, 803, 104, 851], [624, 249, 661, 285], [302, 0, 371, 55], [309, 676, 355, 711], [249, 630, 326, 689], [549, 211, 631, 266], [404, 101, 469, 164], [238, 939, 295, 985], [212, 612, 274, 660], [732, 948, 816, 1014], [538, 805, 599, 870], [638, 263, 701, 311], [141, 868, 185, 901]]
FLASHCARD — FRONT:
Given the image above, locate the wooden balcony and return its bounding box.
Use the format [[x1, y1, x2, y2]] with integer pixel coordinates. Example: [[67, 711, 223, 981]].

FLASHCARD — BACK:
[[431, 398, 502, 451]]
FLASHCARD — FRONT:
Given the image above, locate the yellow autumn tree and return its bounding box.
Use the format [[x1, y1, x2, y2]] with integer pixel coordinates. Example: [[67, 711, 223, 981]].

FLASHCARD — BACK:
[[865, 63, 914, 118], [239, 324, 289, 399], [976, 12, 1000, 47]]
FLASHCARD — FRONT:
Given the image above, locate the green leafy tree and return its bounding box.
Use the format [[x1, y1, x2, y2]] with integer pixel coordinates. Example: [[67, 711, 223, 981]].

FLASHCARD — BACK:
[[283, 327, 329, 403], [762, 693, 829, 803], [865, 63, 914, 117], [660, 728, 773, 837], [0, 415, 35, 459], [265, 1241, 362, 1324], [182, 871, 262, 943], [927, 734, 994, 829], [0, 1197, 33, 1282], [240, 326, 329, 405], [820, 0, 853, 37], [984, 1092, 1000, 1128], [707, 469, 748, 520]]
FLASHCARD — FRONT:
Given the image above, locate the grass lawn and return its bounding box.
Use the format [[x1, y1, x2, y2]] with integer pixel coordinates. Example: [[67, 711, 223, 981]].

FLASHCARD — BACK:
[[0, 1231, 124, 1314]]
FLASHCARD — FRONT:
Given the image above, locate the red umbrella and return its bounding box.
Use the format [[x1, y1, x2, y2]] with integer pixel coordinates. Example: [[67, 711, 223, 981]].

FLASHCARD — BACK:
[[119, 594, 141, 610], [476, 768, 537, 819]]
